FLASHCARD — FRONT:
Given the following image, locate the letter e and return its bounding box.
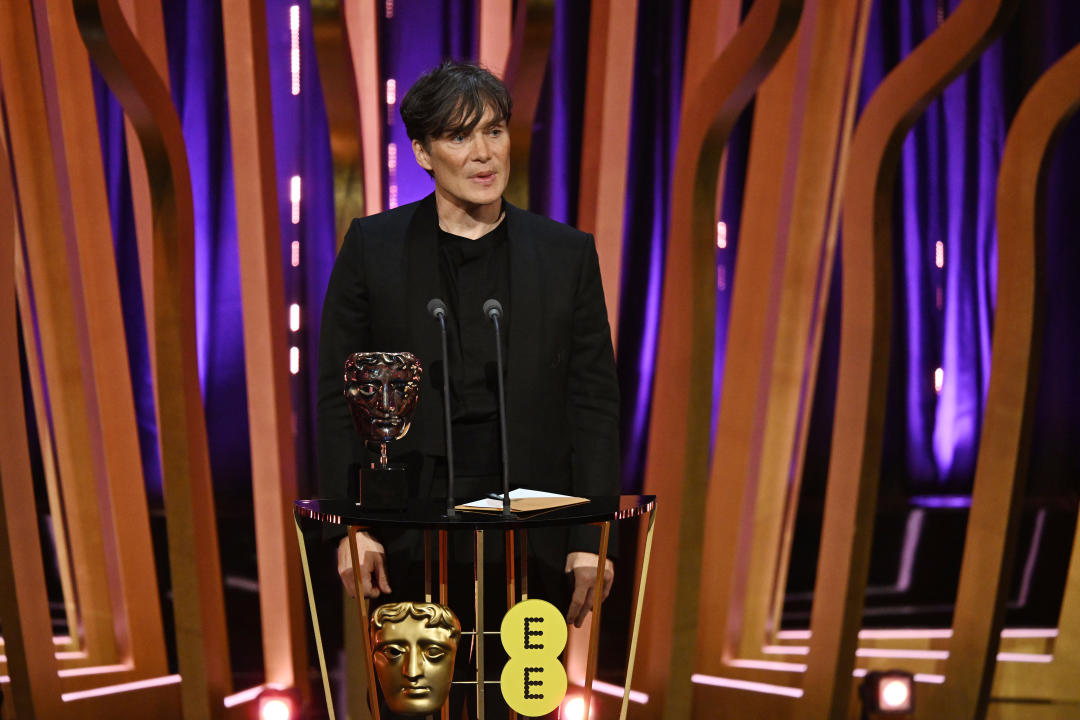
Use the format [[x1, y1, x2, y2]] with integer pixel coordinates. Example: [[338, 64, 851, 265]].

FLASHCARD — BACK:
[[524, 667, 544, 699], [524, 617, 544, 650]]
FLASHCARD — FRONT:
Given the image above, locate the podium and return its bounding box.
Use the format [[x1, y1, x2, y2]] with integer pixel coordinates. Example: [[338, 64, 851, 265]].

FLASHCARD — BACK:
[[294, 495, 656, 720]]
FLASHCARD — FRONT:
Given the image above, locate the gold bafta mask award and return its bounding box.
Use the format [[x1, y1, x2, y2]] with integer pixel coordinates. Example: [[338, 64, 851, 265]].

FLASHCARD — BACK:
[[371, 601, 461, 715], [344, 351, 422, 509]]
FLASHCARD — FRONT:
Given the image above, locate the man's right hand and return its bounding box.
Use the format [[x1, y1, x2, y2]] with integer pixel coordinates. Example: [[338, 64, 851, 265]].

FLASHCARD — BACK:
[[337, 533, 392, 599]]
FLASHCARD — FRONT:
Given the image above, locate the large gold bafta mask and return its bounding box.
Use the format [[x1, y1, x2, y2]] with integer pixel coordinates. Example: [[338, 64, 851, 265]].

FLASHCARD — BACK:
[[371, 602, 461, 715], [344, 352, 422, 446]]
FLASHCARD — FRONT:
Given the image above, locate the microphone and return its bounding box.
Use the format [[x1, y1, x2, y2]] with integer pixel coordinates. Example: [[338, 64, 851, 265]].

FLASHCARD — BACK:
[[427, 298, 456, 517], [483, 298, 503, 320], [427, 297, 447, 320], [482, 298, 512, 516]]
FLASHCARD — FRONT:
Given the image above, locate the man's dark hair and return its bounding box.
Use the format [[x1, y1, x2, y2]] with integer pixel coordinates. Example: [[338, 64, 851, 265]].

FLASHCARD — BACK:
[[400, 61, 512, 146]]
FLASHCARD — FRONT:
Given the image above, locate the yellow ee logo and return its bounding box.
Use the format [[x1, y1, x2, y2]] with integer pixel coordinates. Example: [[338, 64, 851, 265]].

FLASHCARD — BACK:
[[499, 599, 567, 716]]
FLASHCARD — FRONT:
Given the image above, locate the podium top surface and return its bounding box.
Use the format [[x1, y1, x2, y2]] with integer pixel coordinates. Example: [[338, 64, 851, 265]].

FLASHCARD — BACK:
[[294, 495, 655, 530]]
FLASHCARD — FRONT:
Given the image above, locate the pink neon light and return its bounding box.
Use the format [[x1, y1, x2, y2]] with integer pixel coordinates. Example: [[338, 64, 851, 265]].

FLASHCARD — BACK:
[[224, 683, 287, 708], [0, 675, 9, 684], [777, 628, 960, 641], [727, 658, 808, 672], [859, 628, 954, 640], [54, 650, 88, 660], [588, 679, 649, 704], [58, 663, 132, 678], [774, 630, 811, 640], [289, 303, 301, 332], [290, 176, 302, 224], [914, 673, 946, 684], [691, 673, 804, 698], [762, 645, 810, 656], [289, 6, 301, 95], [996, 652, 1053, 663], [1001, 628, 1057, 638], [856, 648, 948, 660], [62, 674, 182, 702], [824, 627, 1051, 641], [291, 240, 300, 267]]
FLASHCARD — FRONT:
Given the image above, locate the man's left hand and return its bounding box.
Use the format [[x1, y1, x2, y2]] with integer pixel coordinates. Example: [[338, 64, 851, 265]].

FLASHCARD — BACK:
[[566, 556, 614, 628]]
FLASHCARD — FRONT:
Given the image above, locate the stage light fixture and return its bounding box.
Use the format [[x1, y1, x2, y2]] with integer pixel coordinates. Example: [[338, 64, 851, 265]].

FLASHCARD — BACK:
[[255, 687, 300, 720], [859, 670, 914, 717]]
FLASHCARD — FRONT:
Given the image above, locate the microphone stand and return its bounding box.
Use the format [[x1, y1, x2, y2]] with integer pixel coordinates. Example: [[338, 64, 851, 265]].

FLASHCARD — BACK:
[[427, 299, 456, 517], [483, 299, 512, 517]]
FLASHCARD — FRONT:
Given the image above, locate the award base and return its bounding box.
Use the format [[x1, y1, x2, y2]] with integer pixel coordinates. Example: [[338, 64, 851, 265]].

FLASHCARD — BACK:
[[353, 465, 408, 511]]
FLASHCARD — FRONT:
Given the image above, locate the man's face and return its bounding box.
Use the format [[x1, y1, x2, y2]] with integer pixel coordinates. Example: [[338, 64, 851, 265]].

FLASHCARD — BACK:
[[344, 352, 422, 443], [373, 616, 458, 714], [412, 105, 510, 214]]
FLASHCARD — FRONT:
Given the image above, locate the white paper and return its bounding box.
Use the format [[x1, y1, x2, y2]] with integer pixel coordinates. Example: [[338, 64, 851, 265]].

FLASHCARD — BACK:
[[458, 488, 575, 510]]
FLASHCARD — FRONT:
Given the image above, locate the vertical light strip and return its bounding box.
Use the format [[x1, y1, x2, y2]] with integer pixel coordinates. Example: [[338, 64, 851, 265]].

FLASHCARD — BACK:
[[289, 304, 301, 332], [290, 5, 301, 95], [290, 241, 300, 267], [385, 0, 395, 19], [386, 78, 397, 126], [935, 240, 944, 268], [387, 142, 398, 209], [290, 347, 300, 375], [716, 220, 728, 249], [290, 175, 301, 224], [935, 367, 944, 393]]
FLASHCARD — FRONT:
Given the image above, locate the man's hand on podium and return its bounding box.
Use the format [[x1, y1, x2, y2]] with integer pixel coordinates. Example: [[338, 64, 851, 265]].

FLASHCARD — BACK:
[[565, 553, 615, 628], [338, 533, 392, 599]]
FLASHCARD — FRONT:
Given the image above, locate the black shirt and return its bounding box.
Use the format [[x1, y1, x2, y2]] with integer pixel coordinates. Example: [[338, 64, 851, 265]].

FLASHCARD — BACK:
[[437, 215, 510, 475]]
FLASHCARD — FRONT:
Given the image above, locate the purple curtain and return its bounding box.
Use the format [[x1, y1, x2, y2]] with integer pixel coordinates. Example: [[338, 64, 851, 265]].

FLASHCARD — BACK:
[[874, 0, 1003, 490], [527, 0, 591, 225], [615, 0, 690, 492], [265, 0, 338, 489], [378, 0, 476, 209], [802, 0, 1080, 496], [162, 0, 252, 492]]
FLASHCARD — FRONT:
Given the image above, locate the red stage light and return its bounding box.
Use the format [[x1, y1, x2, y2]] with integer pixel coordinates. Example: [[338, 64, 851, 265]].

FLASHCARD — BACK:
[[560, 694, 590, 720], [259, 698, 291, 720], [255, 687, 300, 720], [879, 678, 911, 710]]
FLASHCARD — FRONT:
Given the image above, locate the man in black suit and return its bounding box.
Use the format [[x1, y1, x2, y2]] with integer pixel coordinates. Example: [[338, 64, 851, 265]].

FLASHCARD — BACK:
[[316, 62, 618, 635]]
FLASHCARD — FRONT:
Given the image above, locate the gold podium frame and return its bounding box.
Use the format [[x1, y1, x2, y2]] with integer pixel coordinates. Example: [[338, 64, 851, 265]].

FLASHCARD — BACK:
[[295, 499, 656, 720]]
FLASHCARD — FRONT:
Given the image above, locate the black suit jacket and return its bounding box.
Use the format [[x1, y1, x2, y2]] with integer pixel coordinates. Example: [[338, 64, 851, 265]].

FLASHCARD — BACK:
[[316, 194, 619, 565]]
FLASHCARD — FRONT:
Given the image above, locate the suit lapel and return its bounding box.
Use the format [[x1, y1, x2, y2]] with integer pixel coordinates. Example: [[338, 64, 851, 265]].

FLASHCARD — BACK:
[[405, 194, 444, 453], [506, 203, 543, 471]]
